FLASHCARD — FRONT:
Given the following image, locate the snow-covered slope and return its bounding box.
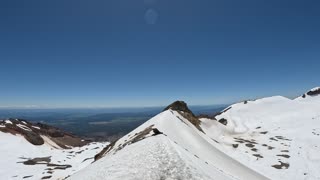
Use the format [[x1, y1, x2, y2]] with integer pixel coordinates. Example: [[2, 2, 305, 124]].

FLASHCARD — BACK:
[[71, 88, 320, 180], [2, 87, 319, 180], [70, 103, 268, 180], [211, 88, 320, 180], [0, 119, 108, 180]]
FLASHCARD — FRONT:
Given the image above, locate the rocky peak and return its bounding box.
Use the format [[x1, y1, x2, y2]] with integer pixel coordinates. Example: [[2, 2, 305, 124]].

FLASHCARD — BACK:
[[306, 87, 320, 96], [163, 101, 203, 132], [301, 87, 320, 98], [163, 101, 195, 116]]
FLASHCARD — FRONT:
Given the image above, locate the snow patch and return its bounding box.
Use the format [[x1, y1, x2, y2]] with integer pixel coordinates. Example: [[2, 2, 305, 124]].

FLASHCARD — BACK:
[[5, 120, 12, 124], [310, 87, 320, 91], [32, 126, 40, 130], [16, 124, 32, 131]]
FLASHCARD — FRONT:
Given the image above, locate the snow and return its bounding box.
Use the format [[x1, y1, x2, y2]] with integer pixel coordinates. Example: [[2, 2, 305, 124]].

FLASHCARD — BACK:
[[71, 110, 268, 180], [71, 136, 207, 180], [31, 125, 40, 130], [2, 89, 320, 180], [16, 124, 32, 131], [212, 94, 320, 180], [310, 87, 320, 91], [5, 120, 12, 124], [71, 93, 320, 180], [296, 87, 320, 100], [0, 132, 108, 180]]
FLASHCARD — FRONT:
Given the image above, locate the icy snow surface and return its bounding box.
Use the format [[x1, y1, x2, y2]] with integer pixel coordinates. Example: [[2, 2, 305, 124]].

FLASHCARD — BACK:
[[71, 91, 320, 180]]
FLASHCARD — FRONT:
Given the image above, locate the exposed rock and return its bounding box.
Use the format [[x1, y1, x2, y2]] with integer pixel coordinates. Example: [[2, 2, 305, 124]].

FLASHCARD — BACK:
[[41, 176, 52, 179], [0, 119, 89, 148], [245, 143, 255, 148], [306, 87, 320, 96], [214, 107, 232, 117], [24, 131, 45, 145], [218, 118, 228, 125], [94, 141, 116, 161], [23, 157, 51, 165], [232, 144, 239, 148], [163, 101, 194, 115], [164, 101, 203, 132], [197, 114, 216, 120], [272, 161, 290, 169], [23, 175, 33, 179], [277, 154, 290, 158], [95, 125, 166, 161], [253, 154, 263, 158], [152, 128, 163, 136]]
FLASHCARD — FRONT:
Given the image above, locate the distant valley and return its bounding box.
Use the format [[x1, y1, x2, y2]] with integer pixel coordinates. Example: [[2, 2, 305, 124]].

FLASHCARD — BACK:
[[0, 105, 226, 141]]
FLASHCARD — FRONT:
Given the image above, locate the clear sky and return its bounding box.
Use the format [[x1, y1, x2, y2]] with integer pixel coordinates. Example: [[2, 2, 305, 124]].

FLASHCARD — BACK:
[[0, 0, 319, 108]]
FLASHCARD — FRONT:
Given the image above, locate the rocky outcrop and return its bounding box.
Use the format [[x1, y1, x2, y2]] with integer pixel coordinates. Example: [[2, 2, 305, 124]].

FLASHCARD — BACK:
[[306, 87, 320, 96], [163, 101, 195, 115], [24, 131, 45, 145], [218, 118, 228, 125], [301, 87, 320, 98], [95, 125, 164, 161], [96, 101, 207, 161], [0, 119, 88, 148], [163, 101, 203, 132]]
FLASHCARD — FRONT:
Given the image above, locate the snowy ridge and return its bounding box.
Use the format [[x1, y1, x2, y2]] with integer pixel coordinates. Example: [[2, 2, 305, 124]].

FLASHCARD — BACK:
[[1, 87, 320, 180], [71, 87, 320, 180], [296, 86, 320, 100], [213, 89, 320, 180], [71, 110, 268, 180]]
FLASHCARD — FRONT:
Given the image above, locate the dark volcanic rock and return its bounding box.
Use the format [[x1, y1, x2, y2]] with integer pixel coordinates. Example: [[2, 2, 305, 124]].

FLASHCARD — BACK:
[[197, 114, 216, 120], [95, 141, 116, 161], [41, 176, 52, 179], [218, 118, 228, 125], [152, 128, 163, 136], [272, 161, 290, 169], [23, 157, 51, 165], [163, 101, 194, 116], [306, 87, 320, 96], [35, 123, 65, 137], [0, 119, 88, 148], [24, 131, 45, 145], [164, 101, 203, 132]]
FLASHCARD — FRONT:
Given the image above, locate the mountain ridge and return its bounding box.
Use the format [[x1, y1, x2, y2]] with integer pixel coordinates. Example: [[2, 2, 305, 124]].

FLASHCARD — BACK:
[[71, 87, 320, 180], [1, 87, 320, 179], [0, 118, 89, 148]]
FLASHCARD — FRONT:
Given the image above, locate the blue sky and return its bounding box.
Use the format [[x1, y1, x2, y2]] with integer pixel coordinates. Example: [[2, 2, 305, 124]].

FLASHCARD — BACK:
[[0, 0, 319, 108]]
